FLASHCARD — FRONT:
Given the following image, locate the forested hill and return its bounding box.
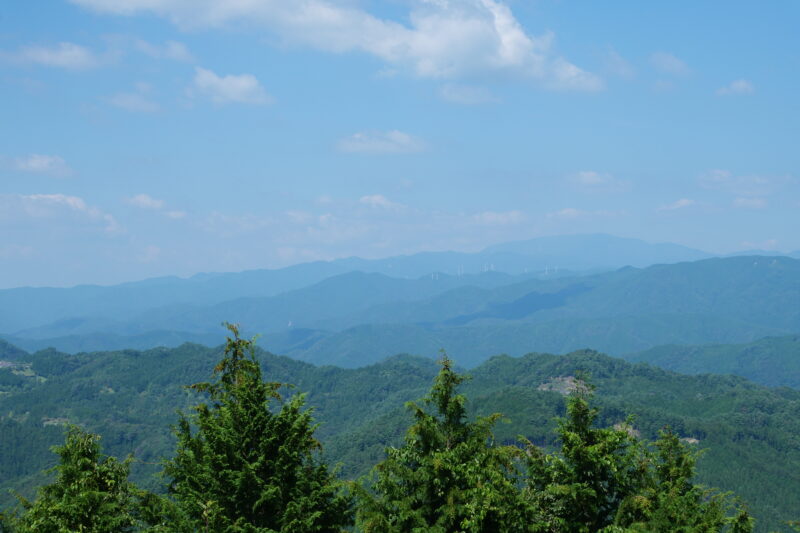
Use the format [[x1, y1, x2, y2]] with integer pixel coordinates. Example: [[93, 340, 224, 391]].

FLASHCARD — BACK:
[[1, 341, 799, 530], [629, 335, 800, 388], [4, 255, 800, 367]]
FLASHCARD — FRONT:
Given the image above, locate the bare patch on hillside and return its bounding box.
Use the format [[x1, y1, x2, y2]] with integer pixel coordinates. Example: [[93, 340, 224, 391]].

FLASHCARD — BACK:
[[537, 376, 587, 395]]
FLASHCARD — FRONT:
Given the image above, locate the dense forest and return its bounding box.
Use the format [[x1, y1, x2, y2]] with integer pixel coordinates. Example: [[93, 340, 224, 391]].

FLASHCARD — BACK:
[[2, 327, 800, 531]]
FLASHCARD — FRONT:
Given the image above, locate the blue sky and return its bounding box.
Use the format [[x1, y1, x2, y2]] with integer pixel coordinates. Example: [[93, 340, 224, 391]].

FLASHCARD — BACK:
[[1, 0, 798, 287]]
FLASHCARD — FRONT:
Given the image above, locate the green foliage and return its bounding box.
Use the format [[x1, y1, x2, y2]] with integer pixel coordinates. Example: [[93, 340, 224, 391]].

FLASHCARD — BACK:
[[524, 387, 754, 533], [524, 381, 647, 532], [612, 429, 753, 532], [357, 354, 535, 532], [628, 335, 800, 389], [164, 323, 352, 532], [1, 342, 798, 530], [12, 426, 144, 533]]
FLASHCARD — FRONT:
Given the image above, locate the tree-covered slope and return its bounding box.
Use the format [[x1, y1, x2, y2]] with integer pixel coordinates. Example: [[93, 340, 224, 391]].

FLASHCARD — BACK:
[[1, 340, 799, 530], [628, 335, 800, 388]]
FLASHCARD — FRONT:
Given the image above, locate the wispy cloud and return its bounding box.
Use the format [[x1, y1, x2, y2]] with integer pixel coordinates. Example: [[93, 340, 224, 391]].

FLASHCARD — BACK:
[[11, 154, 73, 177], [110, 83, 160, 113], [3, 42, 101, 70], [604, 48, 634, 79], [126, 193, 186, 219], [0, 193, 120, 233], [189, 67, 272, 105], [658, 198, 694, 211], [700, 169, 789, 197], [546, 207, 617, 220], [359, 194, 405, 210], [716, 79, 755, 96], [127, 193, 164, 209], [567, 170, 628, 193], [339, 130, 424, 154], [650, 52, 689, 76], [71, 0, 602, 91]]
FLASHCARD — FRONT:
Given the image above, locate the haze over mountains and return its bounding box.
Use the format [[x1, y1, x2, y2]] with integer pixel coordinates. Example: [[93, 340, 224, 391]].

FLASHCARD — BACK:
[[3, 233, 800, 531], [2, 234, 799, 368]]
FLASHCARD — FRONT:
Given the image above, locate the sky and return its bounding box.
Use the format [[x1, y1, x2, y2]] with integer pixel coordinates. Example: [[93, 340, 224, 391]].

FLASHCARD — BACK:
[[1, 0, 798, 288]]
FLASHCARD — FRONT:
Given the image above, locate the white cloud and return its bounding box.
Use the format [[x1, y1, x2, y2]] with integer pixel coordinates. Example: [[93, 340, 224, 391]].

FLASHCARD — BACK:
[[658, 198, 694, 211], [359, 194, 405, 210], [604, 48, 634, 79], [339, 130, 424, 154], [571, 170, 609, 185], [716, 79, 754, 96], [567, 170, 628, 193], [127, 193, 164, 209], [70, 0, 602, 90], [733, 197, 767, 209], [650, 52, 689, 76], [135, 39, 193, 61], [699, 169, 789, 197], [1, 193, 120, 233], [439, 84, 498, 104], [126, 193, 187, 219], [547, 207, 616, 219], [700, 168, 733, 186], [11, 154, 72, 177], [549, 208, 584, 219], [110, 83, 160, 113], [472, 210, 525, 225], [190, 67, 272, 105], [4, 42, 100, 70]]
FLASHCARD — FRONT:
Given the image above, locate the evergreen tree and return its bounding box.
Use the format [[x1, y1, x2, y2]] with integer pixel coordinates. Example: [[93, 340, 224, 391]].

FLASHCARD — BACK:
[[612, 429, 754, 532], [164, 323, 352, 532], [357, 354, 536, 533], [524, 382, 754, 533], [12, 426, 143, 533], [524, 381, 647, 533]]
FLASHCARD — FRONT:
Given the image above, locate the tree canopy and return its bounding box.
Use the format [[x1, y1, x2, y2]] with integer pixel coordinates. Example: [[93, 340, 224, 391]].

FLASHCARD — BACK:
[[164, 323, 353, 532]]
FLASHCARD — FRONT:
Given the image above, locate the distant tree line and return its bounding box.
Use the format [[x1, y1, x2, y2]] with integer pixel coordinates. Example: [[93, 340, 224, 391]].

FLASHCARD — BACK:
[[0, 325, 768, 532]]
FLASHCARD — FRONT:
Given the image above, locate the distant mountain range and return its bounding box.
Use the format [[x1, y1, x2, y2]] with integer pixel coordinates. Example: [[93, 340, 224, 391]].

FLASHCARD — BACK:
[[0, 233, 708, 332], [2, 234, 799, 365]]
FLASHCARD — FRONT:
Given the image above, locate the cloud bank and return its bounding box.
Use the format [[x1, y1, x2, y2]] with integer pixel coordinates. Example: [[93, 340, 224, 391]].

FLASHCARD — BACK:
[[71, 0, 602, 90]]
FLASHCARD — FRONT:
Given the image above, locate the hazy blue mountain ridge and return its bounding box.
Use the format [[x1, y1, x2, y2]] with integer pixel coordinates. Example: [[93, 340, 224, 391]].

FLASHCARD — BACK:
[[0, 234, 710, 334], [4, 255, 799, 366]]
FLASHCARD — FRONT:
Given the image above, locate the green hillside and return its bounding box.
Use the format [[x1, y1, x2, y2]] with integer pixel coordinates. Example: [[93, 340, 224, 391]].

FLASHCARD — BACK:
[[1, 340, 799, 530], [628, 335, 800, 388]]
